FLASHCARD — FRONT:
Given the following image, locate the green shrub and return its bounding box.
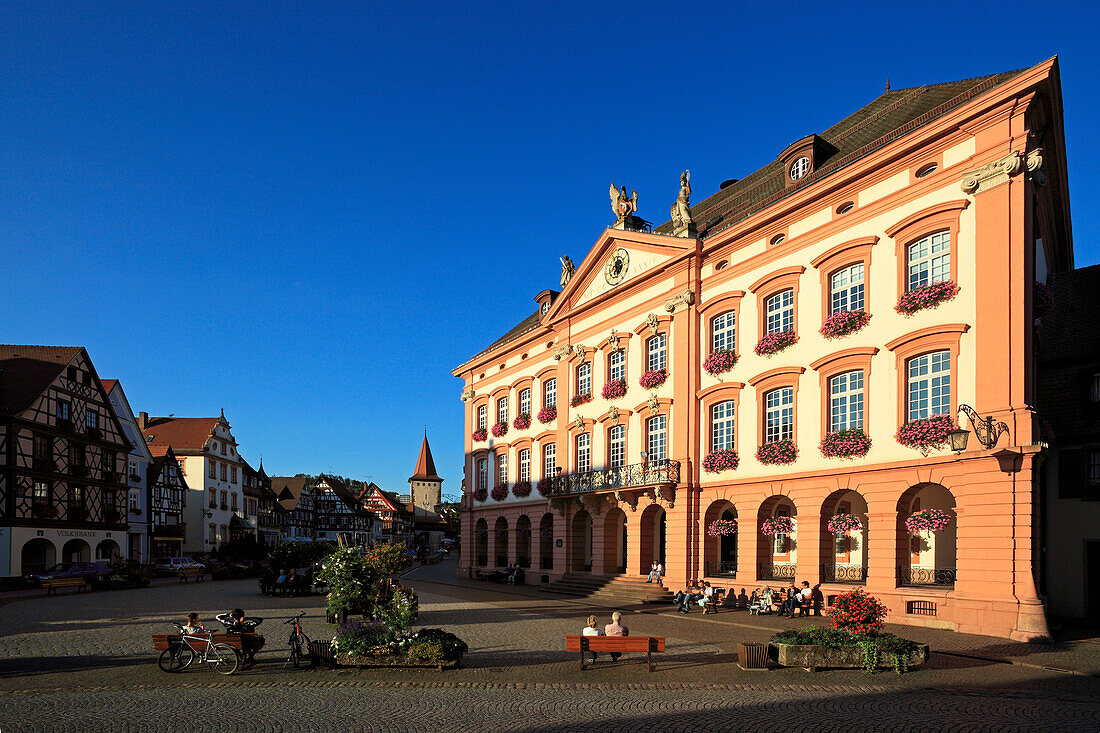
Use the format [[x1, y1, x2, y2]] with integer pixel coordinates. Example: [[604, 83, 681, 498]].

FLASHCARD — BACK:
[[770, 626, 919, 674]]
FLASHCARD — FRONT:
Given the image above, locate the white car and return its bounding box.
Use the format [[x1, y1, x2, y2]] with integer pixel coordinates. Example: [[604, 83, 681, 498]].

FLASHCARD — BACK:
[[154, 557, 205, 575]]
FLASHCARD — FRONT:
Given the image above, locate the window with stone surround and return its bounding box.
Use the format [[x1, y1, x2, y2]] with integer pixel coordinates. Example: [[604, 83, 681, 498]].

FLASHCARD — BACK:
[[907, 351, 950, 421], [829, 371, 865, 431]]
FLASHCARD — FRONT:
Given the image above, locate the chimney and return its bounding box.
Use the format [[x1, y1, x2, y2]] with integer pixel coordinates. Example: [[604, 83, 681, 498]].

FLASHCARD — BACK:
[[138, 412, 148, 429]]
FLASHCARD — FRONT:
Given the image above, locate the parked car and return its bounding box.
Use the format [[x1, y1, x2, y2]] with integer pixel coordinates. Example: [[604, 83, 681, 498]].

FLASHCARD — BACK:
[[24, 561, 110, 586], [153, 557, 205, 575]]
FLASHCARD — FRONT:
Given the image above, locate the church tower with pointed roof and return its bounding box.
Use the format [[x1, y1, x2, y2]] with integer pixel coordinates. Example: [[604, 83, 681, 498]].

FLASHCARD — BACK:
[[409, 433, 443, 512]]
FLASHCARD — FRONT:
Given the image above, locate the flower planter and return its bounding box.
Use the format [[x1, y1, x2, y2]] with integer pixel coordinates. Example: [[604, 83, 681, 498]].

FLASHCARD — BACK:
[[512, 481, 532, 498], [537, 406, 557, 424], [895, 281, 959, 316], [704, 350, 738, 376], [472, 488, 488, 502], [570, 394, 592, 407], [820, 310, 871, 339], [601, 379, 627, 400], [536, 478, 552, 496], [905, 508, 953, 533], [769, 642, 928, 672], [471, 429, 487, 443], [639, 369, 668, 390], [754, 330, 797, 356], [513, 414, 531, 430], [701, 449, 739, 473], [335, 652, 463, 671], [820, 429, 871, 459], [756, 439, 797, 465], [896, 415, 953, 454], [491, 423, 508, 438], [490, 485, 508, 502]]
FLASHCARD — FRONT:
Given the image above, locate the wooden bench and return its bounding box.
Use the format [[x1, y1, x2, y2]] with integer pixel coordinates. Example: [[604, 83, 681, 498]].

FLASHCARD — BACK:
[[703, 589, 726, 614], [42, 577, 87, 595], [177, 568, 205, 583], [152, 632, 259, 652], [565, 635, 666, 672]]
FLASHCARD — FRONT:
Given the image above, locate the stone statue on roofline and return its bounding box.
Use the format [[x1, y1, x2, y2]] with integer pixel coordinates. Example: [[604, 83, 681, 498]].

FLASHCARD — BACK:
[[560, 255, 575, 288], [670, 170, 696, 237], [610, 183, 638, 221]]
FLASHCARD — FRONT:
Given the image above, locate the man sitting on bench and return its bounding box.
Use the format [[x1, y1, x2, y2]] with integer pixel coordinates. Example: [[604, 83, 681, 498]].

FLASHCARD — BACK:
[[603, 611, 628, 661], [216, 608, 265, 667]]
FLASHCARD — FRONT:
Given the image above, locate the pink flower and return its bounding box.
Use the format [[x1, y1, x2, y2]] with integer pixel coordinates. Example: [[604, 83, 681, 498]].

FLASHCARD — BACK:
[[639, 369, 668, 390], [754, 330, 797, 356], [471, 428, 487, 443], [491, 422, 508, 438], [820, 310, 871, 339], [537, 406, 557, 424], [756, 439, 797, 465], [513, 414, 531, 430], [701, 449, 739, 473], [895, 415, 953, 454], [820, 429, 871, 459], [707, 519, 737, 537], [570, 393, 593, 407], [601, 379, 628, 400], [512, 481, 532, 498], [895, 281, 959, 316], [703, 350, 737, 376]]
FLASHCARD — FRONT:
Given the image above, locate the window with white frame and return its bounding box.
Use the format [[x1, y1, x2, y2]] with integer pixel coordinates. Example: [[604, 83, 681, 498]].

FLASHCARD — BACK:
[[543, 443, 556, 477], [608, 425, 625, 469], [519, 388, 531, 416], [608, 349, 625, 382], [907, 351, 951, 421], [830, 263, 865, 313], [477, 405, 487, 431], [577, 362, 591, 396], [712, 311, 735, 352], [647, 334, 667, 371], [230, 466, 237, 483], [765, 289, 795, 333], [647, 415, 667, 460], [576, 433, 591, 473], [543, 378, 556, 409], [764, 387, 794, 443], [907, 231, 950, 291], [774, 508, 790, 554], [711, 400, 736, 452], [477, 459, 488, 491], [497, 397, 508, 425], [208, 461, 216, 478], [519, 449, 530, 483], [829, 371, 865, 432], [497, 453, 507, 487]]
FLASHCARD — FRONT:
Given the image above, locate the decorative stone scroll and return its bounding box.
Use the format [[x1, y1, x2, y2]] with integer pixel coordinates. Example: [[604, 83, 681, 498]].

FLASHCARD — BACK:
[[960, 151, 1024, 194], [573, 415, 585, 430], [608, 405, 620, 425], [615, 490, 639, 512], [460, 388, 475, 403], [647, 394, 660, 415], [553, 345, 573, 361], [664, 289, 695, 313], [646, 313, 660, 334], [607, 329, 620, 348], [573, 344, 587, 359], [657, 486, 676, 510], [1027, 148, 1046, 187]]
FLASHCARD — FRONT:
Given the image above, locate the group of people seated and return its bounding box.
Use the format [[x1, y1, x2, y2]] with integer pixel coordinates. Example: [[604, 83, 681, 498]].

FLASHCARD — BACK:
[[580, 611, 629, 663], [181, 608, 266, 667], [749, 581, 819, 617], [673, 580, 718, 612], [483, 564, 525, 584]]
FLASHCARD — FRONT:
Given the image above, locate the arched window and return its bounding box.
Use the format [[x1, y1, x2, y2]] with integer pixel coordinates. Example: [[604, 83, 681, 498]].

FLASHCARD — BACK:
[[497, 397, 508, 425], [829, 371, 864, 431], [477, 405, 488, 431], [519, 388, 531, 416], [711, 401, 736, 452], [496, 453, 508, 487], [477, 458, 488, 491], [575, 433, 591, 473], [518, 449, 530, 482], [543, 443, 556, 477], [576, 362, 592, 397], [907, 351, 950, 420], [608, 425, 626, 468], [764, 388, 794, 443], [830, 263, 865, 313], [712, 311, 736, 352], [907, 231, 950, 291], [543, 378, 556, 409], [765, 289, 795, 333], [647, 334, 667, 371], [647, 415, 667, 460], [608, 349, 626, 382]]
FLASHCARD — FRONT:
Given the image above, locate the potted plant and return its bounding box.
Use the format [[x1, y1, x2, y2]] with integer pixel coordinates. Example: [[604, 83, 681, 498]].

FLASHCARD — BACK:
[[895, 281, 959, 316], [754, 330, 797, 356], [513, 413, 531, 430], [760, 516, 795, 536], [820, 310, 871, 339], [471, 428, 487, 443], [489, 485, 508, 501], [820, 428, 872, 459], [601, 378, 627, 400], [472, 487, 488, 502], [512, 480, 532, 498], [707, 519, 737, 537], [701, 449, 739, 473], [639, 368, 668, 390], [904, 508, 953, 533], [703, 349, 738, 376], [756, 439, 797, 465], [491, 422, 508, 438], [537, 406, 557, 424], [570, 393, 592, 407], [895, 414, 953, 454], [826, 513, 864, 535]]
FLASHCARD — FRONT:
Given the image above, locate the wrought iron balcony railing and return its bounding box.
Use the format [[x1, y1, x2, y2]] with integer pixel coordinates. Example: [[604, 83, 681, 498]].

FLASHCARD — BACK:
[[898, 566, 956, 587], [821, 563, 867, 584], [705, 561, 738, 577], [545, 459, 680, 497], [757, 562, 796, 581]]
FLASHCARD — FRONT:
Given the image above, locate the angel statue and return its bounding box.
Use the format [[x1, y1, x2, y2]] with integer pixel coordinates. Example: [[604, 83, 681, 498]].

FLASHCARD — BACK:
[[560, 255, 576, 288], [609, 183, 638, 221], [670, 170, 693, 233]]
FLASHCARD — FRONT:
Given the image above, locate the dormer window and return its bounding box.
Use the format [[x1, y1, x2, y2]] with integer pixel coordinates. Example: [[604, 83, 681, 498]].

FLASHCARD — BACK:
[[778, 134, 837, 188], [789, 157, 810, 180]]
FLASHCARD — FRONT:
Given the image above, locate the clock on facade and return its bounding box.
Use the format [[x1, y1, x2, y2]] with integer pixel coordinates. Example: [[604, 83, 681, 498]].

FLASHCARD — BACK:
[[604, 247, 630, 285]]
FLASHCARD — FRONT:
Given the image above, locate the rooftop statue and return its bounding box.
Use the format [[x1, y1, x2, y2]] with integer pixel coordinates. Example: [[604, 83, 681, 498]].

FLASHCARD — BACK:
[[670, 170, 695, 236], [609, 183, 638, 221], [560, 255, 576, 288]]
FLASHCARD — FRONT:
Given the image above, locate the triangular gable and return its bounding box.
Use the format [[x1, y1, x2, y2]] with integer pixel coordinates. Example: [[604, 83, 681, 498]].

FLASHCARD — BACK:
[[104, 380, 154, 461], [544, 228, 698, 322], [361, 484, 399, 512]]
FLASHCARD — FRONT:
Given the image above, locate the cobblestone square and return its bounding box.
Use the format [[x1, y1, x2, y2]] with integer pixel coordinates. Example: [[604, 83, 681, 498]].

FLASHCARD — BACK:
[[0, 561, 1097, 731]]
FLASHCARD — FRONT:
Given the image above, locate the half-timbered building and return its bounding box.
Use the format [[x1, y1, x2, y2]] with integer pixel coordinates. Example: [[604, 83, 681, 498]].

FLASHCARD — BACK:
[[315, 475, 374, 546], [0, 345, 130, 576], [359, 482, 413, 546], [102, 379, 154, 563], [272, 476, 314, 541], [147, 445, 188, 558]]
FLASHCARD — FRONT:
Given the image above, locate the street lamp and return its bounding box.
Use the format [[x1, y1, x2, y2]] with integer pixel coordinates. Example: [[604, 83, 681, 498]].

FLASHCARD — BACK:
[[949, 403, 1009, 452]]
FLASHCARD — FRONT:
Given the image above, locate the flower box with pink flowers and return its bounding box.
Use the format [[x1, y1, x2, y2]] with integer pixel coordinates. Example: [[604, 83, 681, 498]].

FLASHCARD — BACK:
[[904, 508, 953, 533], [707, 519, 737, 537], [639, 369, 668, 390], [570, 393, 592, 408], [471, 428, 487, 443], [895, 414, 953, 454], [701, 449, 739, 473], [601, 378, 627, 400], [826, 513, 864, 535], [512, 481, 532, 498], [490, 485, 508, 501], [820, 310, 871, 339], [537, 406, 557, 424], [820, 429, 872, 459], [513, 414, 531, 430], [703, 350, 738, 376], [756, 439, 797, 465], [754, 330, 797, 356], [895, 281, 959, 316], [472, 487, 488, 502], [491, 422, 508, 438], [760, 516, 795, 536], [536, 477, 553, 496]]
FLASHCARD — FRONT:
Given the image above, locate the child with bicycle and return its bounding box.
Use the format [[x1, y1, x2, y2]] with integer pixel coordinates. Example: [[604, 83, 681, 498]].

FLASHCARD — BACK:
[[183, 612, 206, 634]]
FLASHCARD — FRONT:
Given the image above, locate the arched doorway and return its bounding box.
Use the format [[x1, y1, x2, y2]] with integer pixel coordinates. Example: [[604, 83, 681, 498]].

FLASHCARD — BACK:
[[757, 496, 797, 582], [21, 538, 56, 575], [539, 513, 555, 570], [474, 518, 488, 567], [602, 508, 627, 574], [702, 500, 737, 578], [897, 483, 957, 587], [570, 509, 593, 572], [515, 515, 532, 569], [820, 490, 869, 584], [96, 539, 121, 564], [639, 504, 666, 575], [62, 538, 90, 563], [494, 516, 509, 567]]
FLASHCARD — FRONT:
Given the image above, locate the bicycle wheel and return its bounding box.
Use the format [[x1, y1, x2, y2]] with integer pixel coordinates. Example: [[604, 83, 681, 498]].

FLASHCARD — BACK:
[[207, 643, 241, 675], [158, 645, 194, 673], [292, 633, 312, 669]]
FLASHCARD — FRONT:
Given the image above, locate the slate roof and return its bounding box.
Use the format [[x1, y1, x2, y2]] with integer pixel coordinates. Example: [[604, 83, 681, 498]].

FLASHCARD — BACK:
[[409, 435, 443, 482], [465, 66, 1031, 366], [0, 345, 83, 415], [1038, 265, 1100, 362], [101, 379, 118, 395], [141, 417, 220, 452]]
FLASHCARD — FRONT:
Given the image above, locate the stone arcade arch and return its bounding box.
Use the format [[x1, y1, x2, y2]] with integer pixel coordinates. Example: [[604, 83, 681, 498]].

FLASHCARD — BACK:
[[639, 504, 666, 575], [475, 518, 488, 567], [820, 490, 870, 584], [515, 515, 532, 568], [602, 507, 627, 574], [62, 538, 91, 564], [897, 483, 958, 587], [757, 496, 797, 581], [494, 516, 509, 567], [96, 539, 121, 563], [21, 538, 56, 575], [570, 509, 593, 572], [539, 513, 555, 570], [702, 500, 738, 578]]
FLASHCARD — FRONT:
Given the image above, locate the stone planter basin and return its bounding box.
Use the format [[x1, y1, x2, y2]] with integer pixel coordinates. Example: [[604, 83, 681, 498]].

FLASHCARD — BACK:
[[769, 642, 929, 672], [335, 652, 463, 671]]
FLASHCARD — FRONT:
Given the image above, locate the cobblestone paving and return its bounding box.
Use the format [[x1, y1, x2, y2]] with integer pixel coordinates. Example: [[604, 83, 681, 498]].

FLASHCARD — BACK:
[[0, 562, 1097, 731]]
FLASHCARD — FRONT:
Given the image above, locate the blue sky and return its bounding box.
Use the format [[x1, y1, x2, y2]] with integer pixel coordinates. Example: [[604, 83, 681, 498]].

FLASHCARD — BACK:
[[2, 2, 1097, 496]]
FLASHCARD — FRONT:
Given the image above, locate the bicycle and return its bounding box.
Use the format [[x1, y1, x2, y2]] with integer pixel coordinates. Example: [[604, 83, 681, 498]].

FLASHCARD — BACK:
[[282, 612, 312, 669], [157, 624, 241, 675]]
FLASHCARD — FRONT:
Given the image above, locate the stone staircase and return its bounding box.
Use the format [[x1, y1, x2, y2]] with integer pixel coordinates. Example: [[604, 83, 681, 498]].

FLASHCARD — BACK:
[[539, 571, 674, 605]]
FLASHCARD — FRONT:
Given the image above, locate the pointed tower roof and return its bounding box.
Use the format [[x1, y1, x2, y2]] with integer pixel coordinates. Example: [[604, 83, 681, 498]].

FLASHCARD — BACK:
[[409, 434, 443, 483]]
